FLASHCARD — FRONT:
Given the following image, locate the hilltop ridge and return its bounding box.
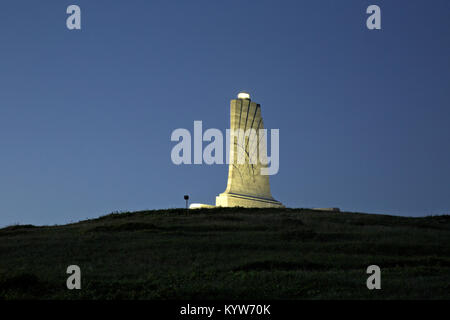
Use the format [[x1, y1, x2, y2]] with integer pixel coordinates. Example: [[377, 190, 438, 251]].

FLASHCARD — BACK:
[[1, 208, 449, 299]]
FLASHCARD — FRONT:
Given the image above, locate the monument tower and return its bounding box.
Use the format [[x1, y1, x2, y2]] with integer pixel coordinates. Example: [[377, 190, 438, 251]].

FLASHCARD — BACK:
[[215, 92, 284, 208]]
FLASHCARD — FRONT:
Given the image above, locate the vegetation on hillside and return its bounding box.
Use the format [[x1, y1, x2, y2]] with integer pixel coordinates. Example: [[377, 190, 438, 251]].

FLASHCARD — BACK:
[[1, 208, 449, 299]]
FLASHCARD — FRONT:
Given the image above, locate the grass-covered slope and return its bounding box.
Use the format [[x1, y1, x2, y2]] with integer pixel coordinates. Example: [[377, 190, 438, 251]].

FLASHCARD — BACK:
[[1, 208, 449, 299]]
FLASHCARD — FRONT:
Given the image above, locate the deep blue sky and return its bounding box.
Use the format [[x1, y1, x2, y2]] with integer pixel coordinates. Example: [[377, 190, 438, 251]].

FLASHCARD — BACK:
[[0, 0, 449, 226]]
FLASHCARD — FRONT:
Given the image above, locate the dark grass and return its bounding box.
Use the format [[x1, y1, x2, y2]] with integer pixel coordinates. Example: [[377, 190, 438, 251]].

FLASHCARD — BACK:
[[0, 207, 449, 300]]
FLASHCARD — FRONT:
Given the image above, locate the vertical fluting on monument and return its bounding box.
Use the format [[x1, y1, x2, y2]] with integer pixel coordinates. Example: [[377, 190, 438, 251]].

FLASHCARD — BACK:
[[216, 93, 284, 208]]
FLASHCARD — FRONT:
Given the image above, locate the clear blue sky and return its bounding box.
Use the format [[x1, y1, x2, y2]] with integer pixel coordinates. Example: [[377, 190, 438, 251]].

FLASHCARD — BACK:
[[0, 0, 449, 226]]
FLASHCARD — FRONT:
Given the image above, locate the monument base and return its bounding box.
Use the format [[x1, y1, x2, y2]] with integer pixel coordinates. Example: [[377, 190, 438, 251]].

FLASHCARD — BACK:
[[189, 203, 216, 209], [216, 192, 284, 208]]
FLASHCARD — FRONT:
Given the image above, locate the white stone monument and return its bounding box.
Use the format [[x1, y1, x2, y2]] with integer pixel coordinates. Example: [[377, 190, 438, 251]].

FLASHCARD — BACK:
[[215, 92, 284, 208], [190, 92, 284, 208]]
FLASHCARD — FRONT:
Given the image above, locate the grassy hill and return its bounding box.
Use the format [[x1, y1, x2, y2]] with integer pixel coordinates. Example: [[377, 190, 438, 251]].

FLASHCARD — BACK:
[[1, 208, 449, 300]]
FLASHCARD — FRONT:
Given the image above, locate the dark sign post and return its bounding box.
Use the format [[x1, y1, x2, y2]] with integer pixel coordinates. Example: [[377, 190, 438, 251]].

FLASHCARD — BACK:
[[184, 195, 189, 211]]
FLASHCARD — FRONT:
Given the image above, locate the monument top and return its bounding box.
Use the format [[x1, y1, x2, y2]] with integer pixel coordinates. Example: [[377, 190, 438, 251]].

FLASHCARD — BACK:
[[237, 92, 251, 100]]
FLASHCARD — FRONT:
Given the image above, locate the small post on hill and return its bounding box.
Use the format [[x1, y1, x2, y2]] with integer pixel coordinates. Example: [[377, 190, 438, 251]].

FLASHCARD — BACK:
[[184, 195, 189, 213]]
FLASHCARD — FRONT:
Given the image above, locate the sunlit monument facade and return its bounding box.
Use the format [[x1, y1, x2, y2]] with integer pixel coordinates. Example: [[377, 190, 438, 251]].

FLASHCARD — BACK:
[[215, 92, 284, 208], [190, 92, 283, 209]]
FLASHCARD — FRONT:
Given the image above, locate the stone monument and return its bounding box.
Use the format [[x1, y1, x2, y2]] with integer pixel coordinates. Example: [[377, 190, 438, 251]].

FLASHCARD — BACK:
[[215, 92, 284, 208], [190, 92, 284, 209]]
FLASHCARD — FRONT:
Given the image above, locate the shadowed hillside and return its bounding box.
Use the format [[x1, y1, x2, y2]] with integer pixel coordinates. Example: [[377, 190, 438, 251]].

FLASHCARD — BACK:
[[1, 208, 449, 299]]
